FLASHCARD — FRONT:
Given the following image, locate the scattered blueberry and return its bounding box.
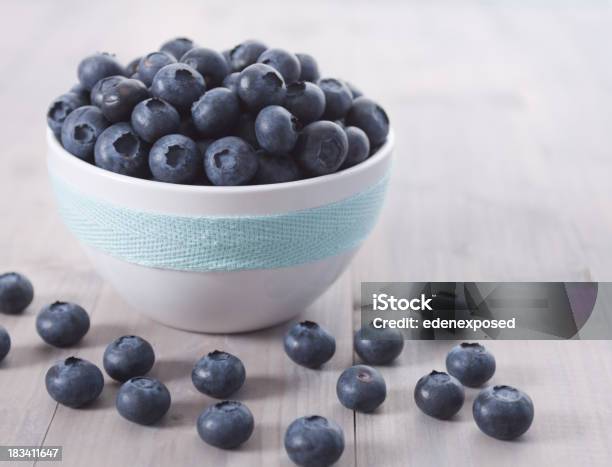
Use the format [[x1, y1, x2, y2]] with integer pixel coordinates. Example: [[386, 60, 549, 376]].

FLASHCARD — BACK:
[[238, 63, 286, 112], [222, 72, 241, 94], [204, 136, 258, 186], [318, 78, 353, 120], [229, 39, 268, 71], [0, 326, 10, 363], [353, 325, 404, 365], [103, 335, 155, 382], [284, 321, 336, 369], [69, 83, 90, 103], [36, 301, 90, 347], [47, 92, 88, 137], [90, 75, 125, 108], [337, 365, 386, 413], [125, 57, 142, 77], [296, 53, 320, 82], [473, 385, 534, 440], [149, 134, 200, 184], [45, 357, 104, 408], [257, 48, 301, 84], [446, 342, 496, 388], [150, 63, 206, 113], [100, 78, 149, 122], [345, 81, 363, 99], [197, 400, 254, 449], [60, 105, 109, 160], [160, 37, 196, 60], [414, 370, 465, 420], [255, 105, 300, 155], [116, 377, 171, 425], [0, 272, 34, 315], [131, 97, 181, 143], [284, 415, 344, 467], [137, 51, 177, 86], [94, 122, 149, 176], [294, 121, 348, 176], [77, 52, 125, 90], [192, 350, 246, 398], [254, 150, 300, 184], [345, 97, 390, 147], [341, 126, 371, 169], [284, 81, 326, 124], [191, 88, 240, 138], [181, 47, 230, 88]]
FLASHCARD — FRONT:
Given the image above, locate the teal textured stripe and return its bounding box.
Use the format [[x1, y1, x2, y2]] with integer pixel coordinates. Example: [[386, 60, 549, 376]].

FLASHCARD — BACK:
[[51, 176, 389, 272]]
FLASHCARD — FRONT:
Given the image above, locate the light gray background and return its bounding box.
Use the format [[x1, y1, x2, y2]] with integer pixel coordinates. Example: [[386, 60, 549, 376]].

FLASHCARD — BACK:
[[1, 1, 611, 466]]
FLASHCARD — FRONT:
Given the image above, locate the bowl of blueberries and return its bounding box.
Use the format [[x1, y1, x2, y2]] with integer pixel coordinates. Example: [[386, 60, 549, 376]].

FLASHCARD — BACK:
[[46, 38, 393, 333]]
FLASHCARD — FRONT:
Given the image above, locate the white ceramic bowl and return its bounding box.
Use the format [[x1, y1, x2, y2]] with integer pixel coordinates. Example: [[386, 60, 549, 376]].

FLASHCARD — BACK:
[[47, 129, 393, 333]]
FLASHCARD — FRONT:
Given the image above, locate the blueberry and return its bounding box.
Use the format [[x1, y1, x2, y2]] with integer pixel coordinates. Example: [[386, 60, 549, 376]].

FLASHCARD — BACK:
[[197, 400, 254, 449], [94, 122, 149, 176], [353, 325, 404, 365], [204, 136, 258, 186], [294, 121, 348, 176], [446, 343, 496, 388], [345, 97, 390, 147], [296, 53, 320, 82], [150, 63, 206, 114], [0, 326, 10, 363], [116, 377, 171, 425], [222, 72, 241, 94], [345, 81, 363, 99], [125, 56, 142, 77], [90, 75, 124, 108], [103, 335, 155, 382], [253, 150, 300, 184], [255, 105, 300, 155], [192, 350, 246, 398], [149, 134, 200, 184], [47, 92, 88, 138], [100, 78, 149, 123], [36, 301, 90, 347], [191, 88, 240, 138], [196, 138, 214, 156], [284, 81, 326, 124], [0, 272, 34, 314], [160, 37, 195, 60], [61, 105, 109, 160], [341, 126, 370, 169], [337, 364, 386, 413], [181, 47, 230, 88], [178, 116, 199, 139], [317, 78, 353, 120], [131, 97, 181, 143], [237, 63, 286, 113], [228, 39, 268, 71], [45, 357, 104, 408], [414, 370, 465, 420], [257, 48, 301, 84], [137, 51, 177, 86], [283, 321, 336, 369], [473, 385, 534, 440], [284, 415, 344, 467], [69, 83, 91, 103], [232, 113, 258, 148], [77, 52, 125, 90]]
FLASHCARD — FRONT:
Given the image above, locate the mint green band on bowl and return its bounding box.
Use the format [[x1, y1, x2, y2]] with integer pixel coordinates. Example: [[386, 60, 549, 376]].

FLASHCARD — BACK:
[[51, 175, 390, 272]]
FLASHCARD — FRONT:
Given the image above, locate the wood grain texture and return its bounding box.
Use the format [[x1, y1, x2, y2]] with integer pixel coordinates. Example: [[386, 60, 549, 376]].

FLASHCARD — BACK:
[[1, 1, 612, 466]]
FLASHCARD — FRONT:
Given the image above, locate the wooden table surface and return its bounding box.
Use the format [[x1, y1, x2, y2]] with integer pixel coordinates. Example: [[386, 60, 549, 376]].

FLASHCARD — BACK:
[[1, 1, 612, 466]]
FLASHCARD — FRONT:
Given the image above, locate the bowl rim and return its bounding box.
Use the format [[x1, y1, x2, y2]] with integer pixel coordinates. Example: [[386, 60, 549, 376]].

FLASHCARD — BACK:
[[47, 127, 394, 194]]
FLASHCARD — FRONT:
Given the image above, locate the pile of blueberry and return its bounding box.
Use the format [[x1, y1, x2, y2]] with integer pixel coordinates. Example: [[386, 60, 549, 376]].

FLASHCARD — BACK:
[[1, 271, 534, 466], [47, 38, 390, 186]]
